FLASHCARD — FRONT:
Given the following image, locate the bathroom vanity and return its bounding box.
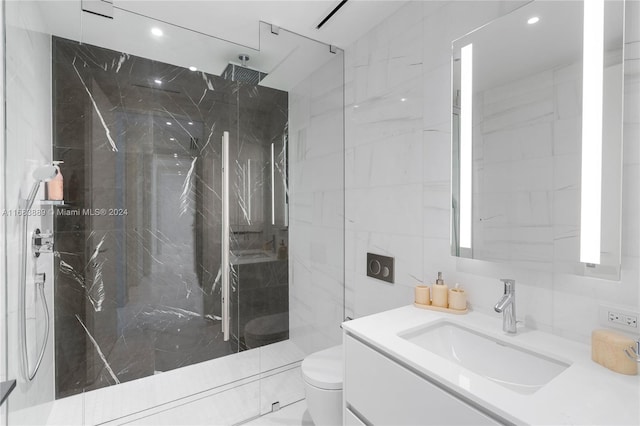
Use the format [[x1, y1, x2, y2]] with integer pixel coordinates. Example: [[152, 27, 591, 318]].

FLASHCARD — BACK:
[[342, 306, 640, 425]]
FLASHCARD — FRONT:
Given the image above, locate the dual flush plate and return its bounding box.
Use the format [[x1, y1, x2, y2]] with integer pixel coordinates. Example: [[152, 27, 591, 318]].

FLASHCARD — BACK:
[[367, 253, 394, 284]]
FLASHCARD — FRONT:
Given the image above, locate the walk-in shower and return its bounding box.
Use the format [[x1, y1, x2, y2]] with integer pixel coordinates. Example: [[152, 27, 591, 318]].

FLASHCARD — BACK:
[[3, 2, 344, 425]]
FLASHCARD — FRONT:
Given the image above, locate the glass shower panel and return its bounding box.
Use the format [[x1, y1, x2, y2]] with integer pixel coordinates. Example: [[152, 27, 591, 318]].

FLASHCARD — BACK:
[[253, 24, 345, 415], [230, 83, 289, 352], [267, 24, 346, 360], [52, 36, 240, 396]]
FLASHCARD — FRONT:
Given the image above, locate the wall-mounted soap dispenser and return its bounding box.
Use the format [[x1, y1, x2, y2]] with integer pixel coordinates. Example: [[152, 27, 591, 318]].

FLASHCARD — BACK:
[[46, 161, 64, 201]]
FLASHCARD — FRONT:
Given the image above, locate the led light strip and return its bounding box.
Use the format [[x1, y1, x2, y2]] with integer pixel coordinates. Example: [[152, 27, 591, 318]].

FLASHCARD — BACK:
[[271, 143, 275, 226], [580, 0, 604, 265], [460, 43, 473, 249]]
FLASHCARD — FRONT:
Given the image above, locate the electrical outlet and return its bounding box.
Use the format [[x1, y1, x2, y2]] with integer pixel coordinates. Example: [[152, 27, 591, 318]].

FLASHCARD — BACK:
[[625, 315, 638, 328], [599, 305, 640, 333]]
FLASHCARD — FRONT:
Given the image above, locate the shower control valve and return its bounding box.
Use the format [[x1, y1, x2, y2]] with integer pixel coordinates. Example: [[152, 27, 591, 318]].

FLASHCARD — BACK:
[[32, 228, 54, 257]]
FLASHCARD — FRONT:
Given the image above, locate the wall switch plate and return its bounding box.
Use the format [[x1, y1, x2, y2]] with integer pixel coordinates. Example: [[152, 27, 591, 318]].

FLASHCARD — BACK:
[[366, 253, 394, 284], [599, 305, 639, 334]]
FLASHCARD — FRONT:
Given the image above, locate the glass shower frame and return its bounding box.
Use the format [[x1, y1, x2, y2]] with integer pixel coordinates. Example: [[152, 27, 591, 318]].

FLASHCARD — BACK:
[[2, 2, 345, 425]]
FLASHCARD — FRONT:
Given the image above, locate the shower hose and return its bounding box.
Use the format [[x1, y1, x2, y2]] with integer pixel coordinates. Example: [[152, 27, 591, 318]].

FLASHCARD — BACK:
[[17, 181, 51, 381]]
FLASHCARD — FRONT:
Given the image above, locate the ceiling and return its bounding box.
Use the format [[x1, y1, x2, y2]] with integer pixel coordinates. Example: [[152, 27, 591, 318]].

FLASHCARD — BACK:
[[112, 0, 409, 50], [12, 1, 407, 91]]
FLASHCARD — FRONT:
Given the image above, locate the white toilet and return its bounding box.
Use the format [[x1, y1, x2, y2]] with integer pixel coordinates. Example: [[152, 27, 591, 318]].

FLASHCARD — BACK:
[[301, 345, 343, 426]]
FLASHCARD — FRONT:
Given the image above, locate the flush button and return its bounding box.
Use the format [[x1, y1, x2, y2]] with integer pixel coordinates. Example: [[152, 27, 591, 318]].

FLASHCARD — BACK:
[[367, 253, 394, 284], [369, 259, 381, 275]]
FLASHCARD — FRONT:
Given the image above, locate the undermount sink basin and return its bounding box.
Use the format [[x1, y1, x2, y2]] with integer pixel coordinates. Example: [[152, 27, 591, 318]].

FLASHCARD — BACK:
[[399, 321, 570, 395]]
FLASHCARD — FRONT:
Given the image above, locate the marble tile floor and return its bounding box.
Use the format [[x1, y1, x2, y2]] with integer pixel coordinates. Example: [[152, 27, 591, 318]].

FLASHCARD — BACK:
[[242, 400, 313, 426]]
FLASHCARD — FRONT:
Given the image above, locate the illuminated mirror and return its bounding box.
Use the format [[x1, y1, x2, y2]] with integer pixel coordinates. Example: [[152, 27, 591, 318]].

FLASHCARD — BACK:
[[451, 0, 625, 279]]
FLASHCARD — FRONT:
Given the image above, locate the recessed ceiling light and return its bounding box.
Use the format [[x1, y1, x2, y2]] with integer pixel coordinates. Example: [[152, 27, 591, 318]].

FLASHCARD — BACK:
[[188, 122, 193, 125], [173, 153, 178, 158], [175, 163, 180, 166], [170, 137, 176, 141], [154, 79, 162, 84], [151, 27, 163, 36], [189, 66, 197, 72], [401, 98, 407, 102], [353, 105, 359, 109], [527, 17, 540, 25], [166, 122, 172, 126]]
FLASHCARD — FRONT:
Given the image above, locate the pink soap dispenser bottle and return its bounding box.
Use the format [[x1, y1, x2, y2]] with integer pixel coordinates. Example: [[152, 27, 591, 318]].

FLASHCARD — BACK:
[[47, 161, 64, 201]]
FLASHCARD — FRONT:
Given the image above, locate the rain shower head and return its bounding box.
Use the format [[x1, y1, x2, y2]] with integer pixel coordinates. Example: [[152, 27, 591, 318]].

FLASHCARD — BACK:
[[32, 165, 58, 182], [222, 54, 267, 85]]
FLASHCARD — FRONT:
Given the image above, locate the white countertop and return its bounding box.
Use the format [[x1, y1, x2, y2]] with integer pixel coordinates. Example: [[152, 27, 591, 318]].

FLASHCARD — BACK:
[[342, 305, 640, 426]]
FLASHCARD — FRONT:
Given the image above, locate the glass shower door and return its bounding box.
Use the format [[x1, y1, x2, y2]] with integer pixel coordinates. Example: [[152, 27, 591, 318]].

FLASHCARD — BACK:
[[51, 37, 244, 395]]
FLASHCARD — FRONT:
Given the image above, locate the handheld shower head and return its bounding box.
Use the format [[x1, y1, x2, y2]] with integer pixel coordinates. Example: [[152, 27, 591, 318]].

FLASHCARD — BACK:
[[32, 165, 58, 182], [22, 165, 59, 210]]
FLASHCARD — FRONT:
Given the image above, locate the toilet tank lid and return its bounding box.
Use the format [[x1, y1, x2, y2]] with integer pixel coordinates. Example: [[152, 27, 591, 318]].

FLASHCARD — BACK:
[[301, 345, 343, 390]]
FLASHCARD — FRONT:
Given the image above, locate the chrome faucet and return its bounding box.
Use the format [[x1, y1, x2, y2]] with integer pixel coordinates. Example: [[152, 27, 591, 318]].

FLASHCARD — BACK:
[[494, 279, 517, 334]]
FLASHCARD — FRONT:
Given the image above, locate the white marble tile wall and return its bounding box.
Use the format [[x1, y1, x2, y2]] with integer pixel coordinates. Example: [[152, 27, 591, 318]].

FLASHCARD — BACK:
[[3, 1, 56, 424], [289, 53, 345, 356], [345, 0, 640, 345], [345, 0, 426, 319]]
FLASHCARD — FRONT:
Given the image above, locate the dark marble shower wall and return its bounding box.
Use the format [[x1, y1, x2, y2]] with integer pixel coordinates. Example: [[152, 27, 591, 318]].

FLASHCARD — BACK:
[[52, 37, 289, 398]]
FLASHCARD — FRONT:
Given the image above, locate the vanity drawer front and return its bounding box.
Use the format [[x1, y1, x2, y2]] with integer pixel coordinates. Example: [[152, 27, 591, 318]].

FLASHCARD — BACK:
[[345, 336, 501, 425]]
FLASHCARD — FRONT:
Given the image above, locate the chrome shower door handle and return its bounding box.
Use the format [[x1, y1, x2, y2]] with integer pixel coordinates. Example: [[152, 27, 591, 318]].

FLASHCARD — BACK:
[[221, 131, 231, 342]]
